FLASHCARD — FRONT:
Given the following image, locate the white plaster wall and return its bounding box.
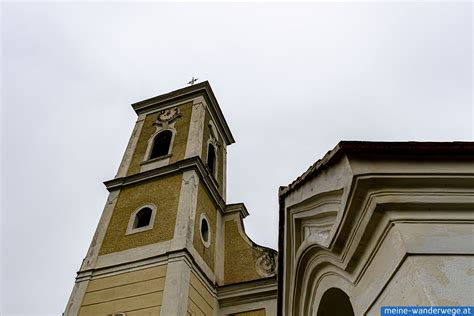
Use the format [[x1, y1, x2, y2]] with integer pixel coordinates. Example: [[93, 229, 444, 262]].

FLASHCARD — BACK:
[[412, 256, 474, 306], [368, 255, 474, 315]]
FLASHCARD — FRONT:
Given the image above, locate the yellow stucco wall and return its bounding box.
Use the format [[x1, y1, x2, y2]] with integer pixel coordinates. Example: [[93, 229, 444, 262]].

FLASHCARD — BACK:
[[79, 264, 167, 315], [193, 184, 217, 272], [127, 101, 193, 176], [231, 309, 266, 316], [99, 174, 182, 255], [187, 272, 215, 315], [224, 218, 266, 285], [201, 110, 225, 196]]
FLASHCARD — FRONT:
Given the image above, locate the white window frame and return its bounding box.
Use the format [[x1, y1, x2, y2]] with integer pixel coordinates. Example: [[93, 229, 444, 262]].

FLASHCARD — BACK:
[[144, 128, 177, 162], [126, 204, 157, 235]]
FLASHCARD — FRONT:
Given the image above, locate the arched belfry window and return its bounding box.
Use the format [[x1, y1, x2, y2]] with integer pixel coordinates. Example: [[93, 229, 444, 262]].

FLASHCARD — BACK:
[[207, 144, 216, 177], [133, 207, 152, 229], [150, 130, 173, 159], [126, 204, 157, 235]]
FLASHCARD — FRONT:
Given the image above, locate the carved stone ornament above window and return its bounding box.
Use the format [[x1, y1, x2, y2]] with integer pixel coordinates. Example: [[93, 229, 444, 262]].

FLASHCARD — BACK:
[[209, 137, 221, 149], [153, 107, 182, 128]]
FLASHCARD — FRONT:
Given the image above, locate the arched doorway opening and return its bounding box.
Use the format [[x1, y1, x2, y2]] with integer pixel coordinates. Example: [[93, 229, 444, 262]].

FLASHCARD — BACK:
[[316, 288, 354, 316]]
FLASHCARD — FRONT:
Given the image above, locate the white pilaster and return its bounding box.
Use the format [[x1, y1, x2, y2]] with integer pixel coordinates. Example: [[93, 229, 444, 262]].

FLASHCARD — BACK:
[[116, 113, 146, 178], [171, 170, 200, 250], [80, 190, 120, 270], [215, 210, 224, 285], [222, 146, 227, 201], [184, 96, 206, 159], [64, 190, 120, 315], [161, 256, 192, 315], [64, 279, 89, 316]]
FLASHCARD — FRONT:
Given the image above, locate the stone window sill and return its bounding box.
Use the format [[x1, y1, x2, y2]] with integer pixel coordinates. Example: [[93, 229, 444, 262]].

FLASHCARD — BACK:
[[140, 154, 172, 166]]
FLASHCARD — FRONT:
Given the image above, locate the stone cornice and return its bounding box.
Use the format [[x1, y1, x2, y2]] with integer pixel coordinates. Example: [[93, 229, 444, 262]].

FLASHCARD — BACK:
[[104, 156, 227, 212], [76, 247, 213, 288], [75, 246, 278, 311], [217, 277, 278, 307], [280, 141, 474, 196], [224, 203, 249, 218], [131, 81, 235, 145]]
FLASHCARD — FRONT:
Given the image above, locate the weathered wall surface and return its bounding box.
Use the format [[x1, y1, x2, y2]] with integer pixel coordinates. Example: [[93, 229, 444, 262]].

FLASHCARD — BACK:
[[187, 273, 216, 316], [224, 219, 262, 284], [193, 184, 218, 272], [99, 174, 182, 255], [368, 255, 474, 315], [79, 265, 167, 315], [223, 217, 277, 285]]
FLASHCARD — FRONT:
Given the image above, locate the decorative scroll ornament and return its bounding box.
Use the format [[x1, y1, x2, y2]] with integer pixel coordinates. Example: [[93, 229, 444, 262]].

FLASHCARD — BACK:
[[256, 251, 278, 277], [153, 107, 182, 128], [209, 137, 221, 149]]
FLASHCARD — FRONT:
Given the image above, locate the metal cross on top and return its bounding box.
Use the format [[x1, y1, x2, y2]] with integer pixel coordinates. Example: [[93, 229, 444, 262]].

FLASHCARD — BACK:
[[188, 77, 199, 85]]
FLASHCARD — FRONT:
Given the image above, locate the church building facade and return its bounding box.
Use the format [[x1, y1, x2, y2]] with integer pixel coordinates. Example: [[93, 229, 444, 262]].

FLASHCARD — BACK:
[[66, 82, 473, 315]]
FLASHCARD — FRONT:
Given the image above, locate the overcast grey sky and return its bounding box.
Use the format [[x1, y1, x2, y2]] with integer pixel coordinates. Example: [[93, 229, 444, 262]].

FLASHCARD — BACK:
[[1, 1, 472, 315]]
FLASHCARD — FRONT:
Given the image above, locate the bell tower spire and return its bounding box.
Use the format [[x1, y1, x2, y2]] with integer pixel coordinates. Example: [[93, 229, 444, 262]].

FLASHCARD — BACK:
[[65, 82, 277, 316]]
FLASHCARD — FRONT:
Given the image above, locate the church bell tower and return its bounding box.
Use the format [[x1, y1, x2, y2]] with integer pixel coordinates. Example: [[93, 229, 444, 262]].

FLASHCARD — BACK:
[[65, 81, 278, 316]]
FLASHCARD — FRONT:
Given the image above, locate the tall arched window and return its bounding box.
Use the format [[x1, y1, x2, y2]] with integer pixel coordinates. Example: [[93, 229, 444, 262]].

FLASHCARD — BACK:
[[150, 130, 173, 159], [207, 144, 216, 177]]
